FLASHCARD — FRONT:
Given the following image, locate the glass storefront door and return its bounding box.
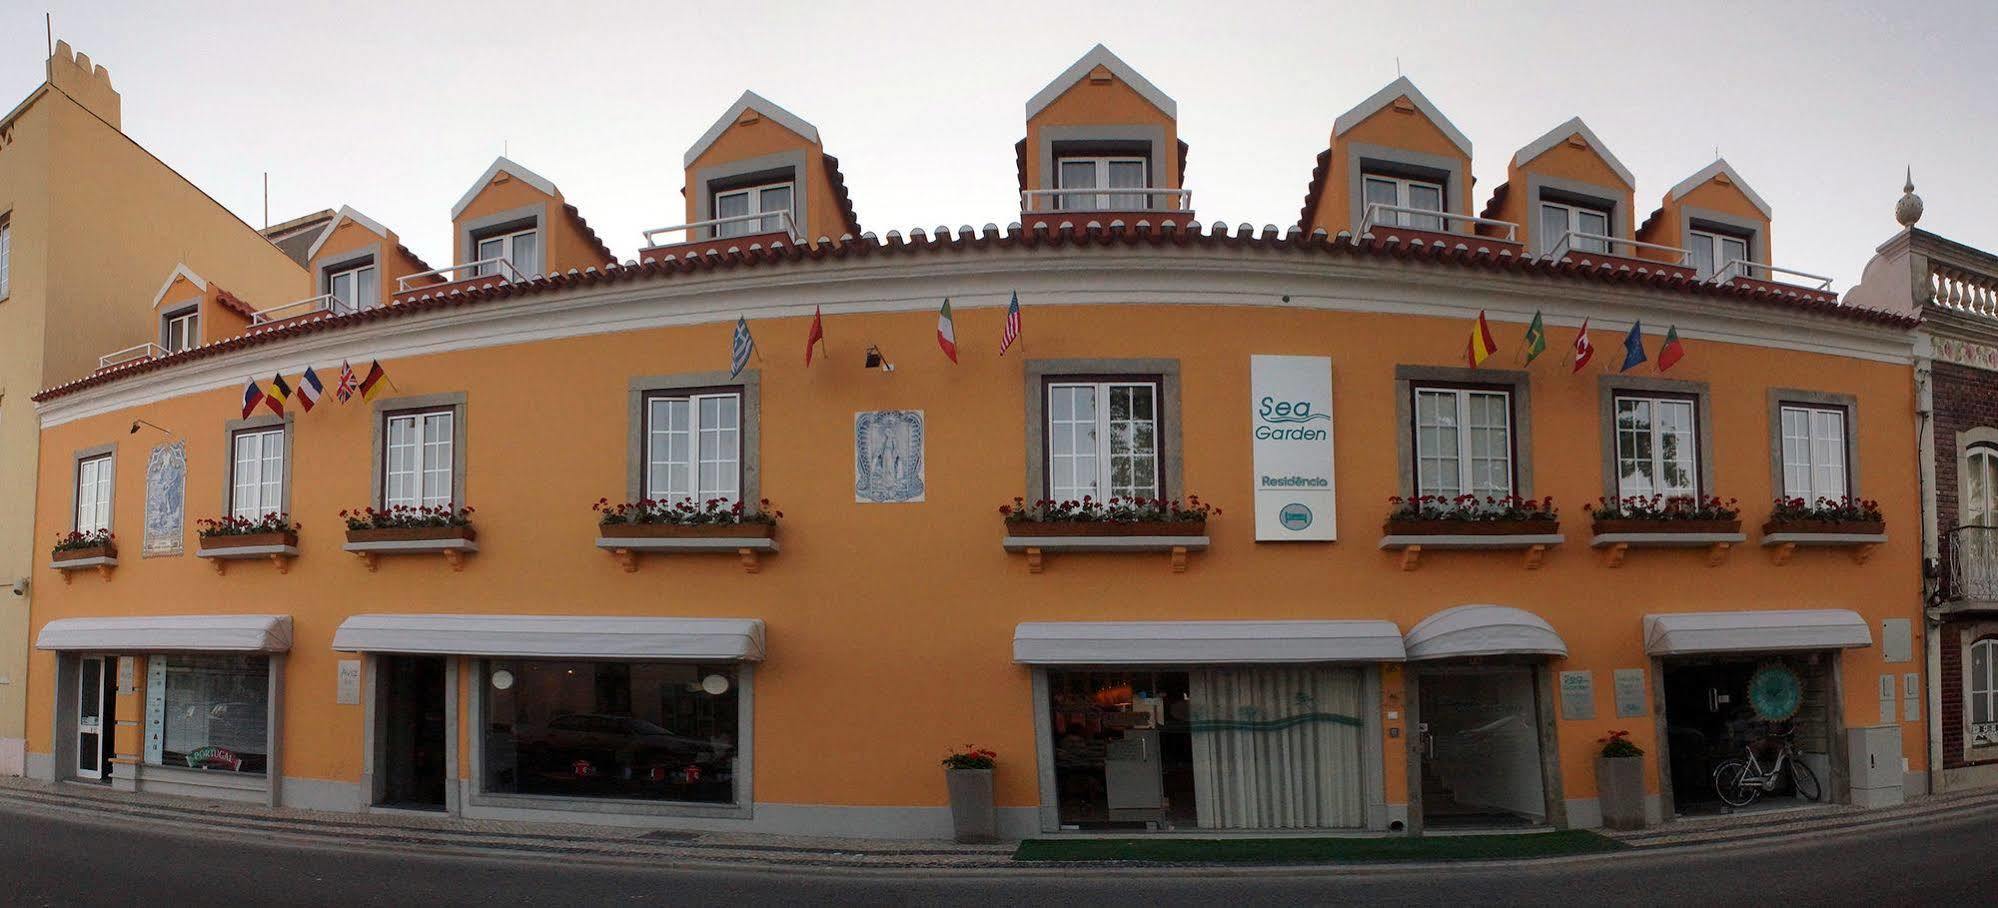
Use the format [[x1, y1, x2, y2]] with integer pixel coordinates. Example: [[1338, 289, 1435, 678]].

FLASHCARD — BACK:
[[1417, 664, 1548, 828], [75, 656, 110, 780]]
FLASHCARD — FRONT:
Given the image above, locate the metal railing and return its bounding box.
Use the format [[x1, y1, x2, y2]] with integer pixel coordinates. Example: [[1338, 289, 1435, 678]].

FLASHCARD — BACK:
[[1544, 231, 1694, 266], [250, 293, 358, 326], [641, 211, 801, 248], [1944, 526, 1998, 604], [1711, 259, 1835, 291], [1360, 203, 1518, 242], [395, 257, 528, 293], [98, 342, 167, 369], [1020, 187, 1192, 214]]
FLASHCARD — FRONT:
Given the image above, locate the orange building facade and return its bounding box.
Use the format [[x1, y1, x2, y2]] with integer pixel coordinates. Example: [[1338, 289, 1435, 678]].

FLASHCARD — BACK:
[[20, 46, 1926, 838]]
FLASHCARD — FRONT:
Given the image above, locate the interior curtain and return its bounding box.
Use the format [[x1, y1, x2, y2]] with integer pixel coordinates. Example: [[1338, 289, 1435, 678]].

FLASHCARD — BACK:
[[1190, 666, 1364, 829]]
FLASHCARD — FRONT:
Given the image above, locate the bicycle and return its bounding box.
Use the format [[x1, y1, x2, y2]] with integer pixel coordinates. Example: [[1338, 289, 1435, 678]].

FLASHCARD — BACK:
[[1711, 729, 1823, 808]]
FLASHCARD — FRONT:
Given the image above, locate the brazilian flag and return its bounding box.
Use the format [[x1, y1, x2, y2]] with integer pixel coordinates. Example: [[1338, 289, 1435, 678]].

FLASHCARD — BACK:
[[1523, 310, 1548, 363]]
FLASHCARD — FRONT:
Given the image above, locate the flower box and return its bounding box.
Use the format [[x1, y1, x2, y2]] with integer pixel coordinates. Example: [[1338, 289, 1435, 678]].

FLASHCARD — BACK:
[[198, 530, 298, 551], [1383, 518, 1559, 536], [599, 522, 776, 540], [346, 525, 478, 545], [1005, 520, 1206, 538], [1761, 519, 1886, 536], [52, 543, 116, 563], [1593, 518, 1742, 536]]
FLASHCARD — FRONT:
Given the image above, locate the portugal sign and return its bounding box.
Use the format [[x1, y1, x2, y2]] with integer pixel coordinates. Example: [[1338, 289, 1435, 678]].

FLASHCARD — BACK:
[[1251, 355, 1336, 541]]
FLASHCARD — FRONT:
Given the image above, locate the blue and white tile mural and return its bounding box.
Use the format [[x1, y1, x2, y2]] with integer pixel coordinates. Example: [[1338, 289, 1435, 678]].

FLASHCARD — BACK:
[[854, 410, 925, 503], [143, 441, 186, 557]]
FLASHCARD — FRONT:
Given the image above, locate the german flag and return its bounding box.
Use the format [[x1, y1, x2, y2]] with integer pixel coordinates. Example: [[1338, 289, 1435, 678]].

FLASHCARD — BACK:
[[358, 360, 387, 402]]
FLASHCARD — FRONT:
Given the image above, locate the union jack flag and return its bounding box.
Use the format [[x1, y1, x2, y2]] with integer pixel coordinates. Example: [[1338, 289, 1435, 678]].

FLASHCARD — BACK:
[[998, 291, 1022, 356], [335, 360, 359, 403]]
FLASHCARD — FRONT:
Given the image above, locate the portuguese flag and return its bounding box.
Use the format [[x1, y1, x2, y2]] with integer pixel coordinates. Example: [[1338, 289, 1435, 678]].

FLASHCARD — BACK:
[[936, 298, 958, 363], [1658, 325, 1686, 372]]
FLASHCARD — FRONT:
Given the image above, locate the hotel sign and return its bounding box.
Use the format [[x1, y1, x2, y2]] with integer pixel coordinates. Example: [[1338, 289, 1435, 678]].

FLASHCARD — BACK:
[[1935, 337, 1998, 373], [1250, 355, 1336, 541]]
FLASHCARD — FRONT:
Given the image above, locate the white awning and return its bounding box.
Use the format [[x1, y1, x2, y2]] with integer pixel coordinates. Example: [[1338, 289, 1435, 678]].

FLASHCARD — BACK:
[[1013, 620, 1406, 665], [36, 615, 293, 653], [331, 615, 765, 661], [1404, 605, 1567, 660], [1643, 609, 1872, 656]]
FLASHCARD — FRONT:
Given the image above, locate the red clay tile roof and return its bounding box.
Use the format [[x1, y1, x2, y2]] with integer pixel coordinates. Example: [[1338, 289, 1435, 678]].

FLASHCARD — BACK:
[[1297, 148, 1334, 232], [563, 203, 616, 263], [822, 154, 863, 237], [33, 223, 1915, 403], [212, 288, 258, 320], [1479, 182, 1510, 221]]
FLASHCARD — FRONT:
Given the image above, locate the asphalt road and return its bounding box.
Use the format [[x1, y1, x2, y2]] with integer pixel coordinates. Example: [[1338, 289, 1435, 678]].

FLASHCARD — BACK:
[[2, 800, 1993, 907]]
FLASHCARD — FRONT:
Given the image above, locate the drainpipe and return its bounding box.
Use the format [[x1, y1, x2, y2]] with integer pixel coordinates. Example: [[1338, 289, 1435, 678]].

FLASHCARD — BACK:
[[1916, 347, 1942, 795]]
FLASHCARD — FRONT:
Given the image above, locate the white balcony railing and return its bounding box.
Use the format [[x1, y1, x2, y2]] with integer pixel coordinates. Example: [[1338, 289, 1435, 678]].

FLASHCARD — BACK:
[[1947, 526, 1998, 603], [1360, 204, 1519, 242], [98, 342, 168, 369], [250, 293, 358, 326], [1544, 231, 1694, 266], [395, 257, 528, 293], [1711, 259, 1835, 291], [641, 211, 801, 249], [1020, 187, 1192, 214]]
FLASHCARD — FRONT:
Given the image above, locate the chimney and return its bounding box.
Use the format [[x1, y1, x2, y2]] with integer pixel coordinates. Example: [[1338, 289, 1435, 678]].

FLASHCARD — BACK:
[[47, 40, 121, 130]]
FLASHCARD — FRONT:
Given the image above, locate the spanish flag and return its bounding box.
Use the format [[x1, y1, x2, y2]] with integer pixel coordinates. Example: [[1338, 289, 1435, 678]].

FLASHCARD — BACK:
[[266, 372, 292, 416], [1467, 310, 1499, 368]]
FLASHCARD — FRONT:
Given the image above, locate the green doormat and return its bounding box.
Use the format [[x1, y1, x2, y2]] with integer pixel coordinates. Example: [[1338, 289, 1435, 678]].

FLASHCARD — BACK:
[[1014, 830, 1627, 863]]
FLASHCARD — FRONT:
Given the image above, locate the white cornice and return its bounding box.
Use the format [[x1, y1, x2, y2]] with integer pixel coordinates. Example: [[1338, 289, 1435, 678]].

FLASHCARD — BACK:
[[682, 91, 822, 169], [1025, 44, 1176, 121], [449, 156, 561, 221], [303, 205, 391, 262], [1512, 117, 1636, 190], [1668, 159, 1772, 219], [37, 250, 1912, 427], [1332, 76, 1471, 158], [149, 263, 207, 309]]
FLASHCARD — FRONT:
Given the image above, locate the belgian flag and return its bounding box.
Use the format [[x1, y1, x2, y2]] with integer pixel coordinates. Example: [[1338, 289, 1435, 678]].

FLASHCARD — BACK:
[[266, 372, 292, 416]]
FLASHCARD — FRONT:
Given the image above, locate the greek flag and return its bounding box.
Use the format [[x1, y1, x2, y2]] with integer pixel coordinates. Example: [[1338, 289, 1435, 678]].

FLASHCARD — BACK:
[[730, 316, 756, 377]]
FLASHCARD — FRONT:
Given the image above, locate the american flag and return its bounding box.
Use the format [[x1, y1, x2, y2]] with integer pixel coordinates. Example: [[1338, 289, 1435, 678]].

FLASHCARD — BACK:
[[998, 291, 1022, 356], [335, 360, 359, 403]]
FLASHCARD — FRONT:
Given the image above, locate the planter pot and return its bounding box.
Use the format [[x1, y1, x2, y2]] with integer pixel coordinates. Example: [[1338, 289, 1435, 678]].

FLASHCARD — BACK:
[[1005, 520, 1205, 537], [1592, 518, 1741, 536], [1761, 518, 1885, 536], [599, 522, 776, 539], [52, 543, 115, 563], [1595, 756, 1647, 831], [944, 767, 998, 844], [198, 530, 298, 551], [1383, 518, 1559, 536], [345, 525, 478, 544]]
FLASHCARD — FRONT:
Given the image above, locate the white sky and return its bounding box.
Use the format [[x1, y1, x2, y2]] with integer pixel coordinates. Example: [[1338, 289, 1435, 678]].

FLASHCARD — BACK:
[[6, 0, 1995, 291]]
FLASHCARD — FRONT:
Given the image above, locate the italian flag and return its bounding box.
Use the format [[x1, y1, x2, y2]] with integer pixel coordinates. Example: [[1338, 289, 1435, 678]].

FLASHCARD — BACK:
[[937, 298, 958, 363]]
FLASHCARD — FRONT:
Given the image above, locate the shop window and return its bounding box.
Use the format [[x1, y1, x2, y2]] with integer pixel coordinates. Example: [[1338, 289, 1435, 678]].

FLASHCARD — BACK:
[[713, 182, 794, 238], [473, 227, 540, 280], [1613, 393, 1699, 498], [645, 390, 741, 505], [74, 453, 112, 533], [383, 409, 454, 510], [480, 660, 741, 804], [1971, 639, 1998, 748], [1045, 379, 1160, 502], [1412, 385, 1514, 499], [230, 426, 286, 520], [1779, 403, 1848, 500], [150, 654, 269, 774]]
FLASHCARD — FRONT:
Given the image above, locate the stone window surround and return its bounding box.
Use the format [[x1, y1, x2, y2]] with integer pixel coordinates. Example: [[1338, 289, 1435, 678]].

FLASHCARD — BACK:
[[1345, 142, 1468, 233], [1035, 124, 1169, 197], [1528, 174, 1630, 255], [457, 204, 546, 275], [70, 442, 116, 532], [1961, 623, 1998, 761], [1679, 206, 1768, 271], [625, 370, 761, 505], [369, 392, 469, 510], [319, 243, 380, 294], [1597, 374, 1717, 501], [1022, 358, 1183, 502], [158, 300, 202, 351], [222, 413, 296, 517], [1393, 364, 1535, 498], [1766, 388, 1862, 500], [689, 150, 811, 240], [1956, 427, 1998, 527]]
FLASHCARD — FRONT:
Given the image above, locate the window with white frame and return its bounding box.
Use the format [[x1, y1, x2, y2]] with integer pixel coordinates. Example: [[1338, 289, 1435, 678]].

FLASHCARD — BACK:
[[326, 261, 380, 311], [162, 306, 200, 354], [713, 183, 794, 239], [1539, 200, 1611, 255], [75, 454, 112, 533], [1968, 444, 1998, 526], [1413, 386, 1514, 499], [230, 427, 285, 520], [644, 391, 741, 505], [474, 228, 540, 279], [1971, 638, 1998, 746], [1056, 157, 1149, 211], [1689, 228, 1753, 281], [1614, 394, 1699, 499], [0, 216, 11, 299], [1363, 174, 1445, 231], [383, 409, 455, 510], [1779, 403, 1848, 501], [1046, 380, 1160, 502]]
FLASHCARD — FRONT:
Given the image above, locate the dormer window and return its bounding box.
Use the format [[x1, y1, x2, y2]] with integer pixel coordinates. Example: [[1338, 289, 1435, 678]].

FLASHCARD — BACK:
[[713, 182, 794, 239], [160, 306, 199, 354], [1689, 227, 1753, 281], [1363, 174, 1445, 231], [473, 228, 539, 280], [1539, 198, 1611, 255], [326, 260, 379, 310], [1056, 156, 1148, 211]]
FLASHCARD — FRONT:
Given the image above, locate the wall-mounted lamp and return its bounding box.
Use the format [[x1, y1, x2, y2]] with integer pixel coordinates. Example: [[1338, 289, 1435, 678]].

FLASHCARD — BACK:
[[129, 419, 181, 441], [865, 345, 896, 373]]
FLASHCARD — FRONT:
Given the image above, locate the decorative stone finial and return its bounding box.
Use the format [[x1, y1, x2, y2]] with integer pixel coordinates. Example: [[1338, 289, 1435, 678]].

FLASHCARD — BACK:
[[1896, 166, 1924, 228]]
